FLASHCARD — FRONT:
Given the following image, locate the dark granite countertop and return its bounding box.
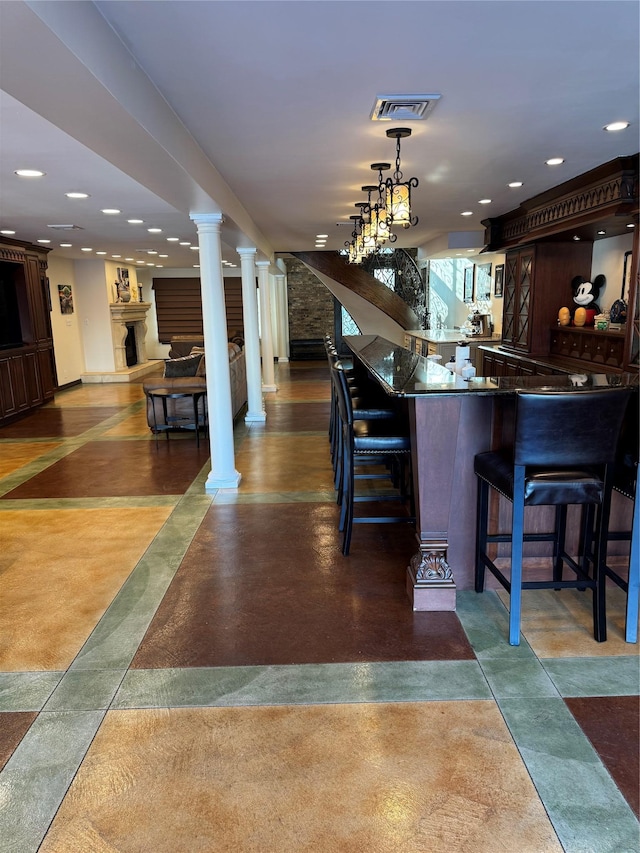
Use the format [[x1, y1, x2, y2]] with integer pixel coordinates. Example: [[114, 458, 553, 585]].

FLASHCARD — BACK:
[[343, 335, 638, 397]]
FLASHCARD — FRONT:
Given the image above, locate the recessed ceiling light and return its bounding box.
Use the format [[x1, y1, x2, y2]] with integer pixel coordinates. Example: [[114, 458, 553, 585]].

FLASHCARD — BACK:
[[190, 246, 199, 251], [573, 235, 581, 241], [166, 237, 179, 242], [101, 209, 121, 215], [146, 263, 155, 266], [1, 229, 16, 235], [455, 253, 462, 256], [156, 265, 163, 268], [96, 251, 107, 255], [179, 241, 191, 246], [59, 242, 72, 247], [508, 181, 523, 188], [37, 239, 51, 244], [597, 230, 606, 235], [604, 121, 630, 132], [125, 258, 134, 262], [316, 234, 328, 238], [546, 158, 564, 166], [467, 249, 475, 253], [65, 192, 90, 199], [112, 254, 121, 258], [193, 264, 200, 268], [136, 260, 145, 264], [147, 227, 162, 233], [81, 247, 93, 252], [478, 199, 492, 204], [627, 223, 635, 228], [128, 219, 144, 224], [159, 254, 168, 258], [15, 169, 45, 177], [147, 250, 158, 255], [461, 211, 473, 216]]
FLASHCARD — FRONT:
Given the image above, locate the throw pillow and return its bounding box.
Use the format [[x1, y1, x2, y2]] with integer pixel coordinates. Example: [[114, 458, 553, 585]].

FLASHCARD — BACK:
[[163, 353, 203, 378]]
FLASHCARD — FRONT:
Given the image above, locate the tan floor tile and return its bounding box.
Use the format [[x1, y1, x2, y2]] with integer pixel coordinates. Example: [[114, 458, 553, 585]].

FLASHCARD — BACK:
[[39, 702, 561, 853], [498, 587, 637, 657], [104, 411, 153, 437], [0, 507, 171, 670], [0, 441, 61, 478], [235, 434, 334, 493], [49, 385, 146, 408]]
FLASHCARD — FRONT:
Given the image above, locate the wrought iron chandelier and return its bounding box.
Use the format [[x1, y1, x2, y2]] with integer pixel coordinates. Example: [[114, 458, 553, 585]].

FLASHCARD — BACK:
[[344, 128, 418, 263], [384, 128, 419, 229]]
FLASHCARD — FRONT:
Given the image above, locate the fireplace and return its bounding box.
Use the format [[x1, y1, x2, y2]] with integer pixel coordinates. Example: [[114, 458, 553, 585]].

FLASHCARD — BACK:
[[110, 303, 151, 371], [124, 324, 137, 367]]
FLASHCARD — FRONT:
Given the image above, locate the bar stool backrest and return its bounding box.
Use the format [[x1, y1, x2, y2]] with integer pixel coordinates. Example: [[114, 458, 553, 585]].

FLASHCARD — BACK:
[[514, 388, 633, 468], [331, 361, 354, 428]]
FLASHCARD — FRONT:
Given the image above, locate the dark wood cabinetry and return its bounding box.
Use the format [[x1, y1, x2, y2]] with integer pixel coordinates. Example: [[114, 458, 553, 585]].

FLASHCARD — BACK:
[[501, 241, 592, 355], [0, 239, 57, 425], [484, 155, 638, 371]]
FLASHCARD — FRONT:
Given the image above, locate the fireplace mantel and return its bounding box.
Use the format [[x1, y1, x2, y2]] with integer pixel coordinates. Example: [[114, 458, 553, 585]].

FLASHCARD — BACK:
[[110, 302, 152, 371]]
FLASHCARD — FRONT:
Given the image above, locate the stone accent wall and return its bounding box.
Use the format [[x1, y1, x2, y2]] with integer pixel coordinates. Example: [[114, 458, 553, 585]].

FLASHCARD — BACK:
[[285, 258, 333, 340]]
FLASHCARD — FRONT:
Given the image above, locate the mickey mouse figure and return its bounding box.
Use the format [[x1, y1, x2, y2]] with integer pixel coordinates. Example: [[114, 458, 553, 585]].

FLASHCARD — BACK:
[[571, 274, 605, 326]]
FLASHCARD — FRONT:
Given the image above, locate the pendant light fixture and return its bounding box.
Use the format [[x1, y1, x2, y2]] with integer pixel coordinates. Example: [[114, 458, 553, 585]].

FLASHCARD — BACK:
[[385, 128, 419, 228]]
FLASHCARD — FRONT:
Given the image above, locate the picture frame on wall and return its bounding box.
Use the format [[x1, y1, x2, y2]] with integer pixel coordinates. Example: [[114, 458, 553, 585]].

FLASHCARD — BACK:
[[476, 263, 492, 301], [494, 264, 504, 298], [58, 284, 74, 314], [463, 265, 475, 302]]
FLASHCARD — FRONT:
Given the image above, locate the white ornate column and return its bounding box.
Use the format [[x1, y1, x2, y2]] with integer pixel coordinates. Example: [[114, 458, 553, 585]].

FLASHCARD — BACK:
[[190, 213, 241, 490], [274, 273, 290, 362], [256, 260, 277, 392], [237, 247, 266, 423]]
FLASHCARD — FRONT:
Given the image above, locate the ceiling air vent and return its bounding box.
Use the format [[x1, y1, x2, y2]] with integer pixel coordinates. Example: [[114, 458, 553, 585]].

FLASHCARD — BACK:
[[370, 94, 441, 122], [47, 224, 84, 230]]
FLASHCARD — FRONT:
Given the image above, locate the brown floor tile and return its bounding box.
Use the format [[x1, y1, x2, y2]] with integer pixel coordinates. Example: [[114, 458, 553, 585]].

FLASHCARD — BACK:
[[132, 502, 474, 667], [1, 439, 210, 499], [38, 703, 562, 853], [0, 507, 172, 670], [0, 712, 37, 771], [565, 695, 640, 817], [0, 407, 123, 439], [267, 380, 330, 402], [259, 400, 331, 432]]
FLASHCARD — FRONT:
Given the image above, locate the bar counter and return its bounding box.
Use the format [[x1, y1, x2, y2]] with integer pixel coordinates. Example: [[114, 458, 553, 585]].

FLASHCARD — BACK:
[[343, 335, 637, 610]]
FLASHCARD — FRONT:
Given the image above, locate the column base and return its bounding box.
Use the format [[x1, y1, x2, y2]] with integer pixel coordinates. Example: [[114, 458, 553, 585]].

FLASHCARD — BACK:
[[406, 551, 456, 611], [262, 384, 277, 393], [205, 470, 242, 491], [245, 411, 267, 423]]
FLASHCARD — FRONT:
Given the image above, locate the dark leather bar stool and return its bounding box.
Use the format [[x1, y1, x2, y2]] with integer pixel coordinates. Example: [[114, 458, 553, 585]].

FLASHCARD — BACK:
[[325, 341, 396, 491], [604, 397, 639, 642], [474, 387, 632, 646], [332, 361, 414, 556]]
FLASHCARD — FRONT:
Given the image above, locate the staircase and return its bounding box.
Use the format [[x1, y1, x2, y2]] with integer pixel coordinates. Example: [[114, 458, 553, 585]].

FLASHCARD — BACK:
[[291, 250, 424, 332]]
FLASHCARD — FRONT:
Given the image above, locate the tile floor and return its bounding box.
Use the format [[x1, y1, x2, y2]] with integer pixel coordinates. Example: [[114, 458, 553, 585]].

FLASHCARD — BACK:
[[0, 360, 637, 853]]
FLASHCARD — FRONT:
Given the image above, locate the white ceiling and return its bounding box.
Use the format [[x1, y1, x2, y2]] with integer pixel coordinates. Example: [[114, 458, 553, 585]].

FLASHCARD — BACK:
[[0, 1, 638, 271]]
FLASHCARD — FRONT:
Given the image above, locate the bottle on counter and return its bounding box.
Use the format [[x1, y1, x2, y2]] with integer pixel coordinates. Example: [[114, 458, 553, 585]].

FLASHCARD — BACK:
[[461, 358, 476, 380], [445, 356, 456, 373]]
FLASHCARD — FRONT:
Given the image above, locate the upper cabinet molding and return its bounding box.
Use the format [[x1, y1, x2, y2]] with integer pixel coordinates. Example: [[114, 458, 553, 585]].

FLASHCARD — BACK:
[[483, 155, 639, 251]]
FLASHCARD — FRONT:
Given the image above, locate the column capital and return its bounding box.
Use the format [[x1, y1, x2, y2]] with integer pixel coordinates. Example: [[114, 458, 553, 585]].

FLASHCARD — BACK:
[[255, 259, 271, 269], [236, 246, 257, 257], [190, 213, 224, 231]]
